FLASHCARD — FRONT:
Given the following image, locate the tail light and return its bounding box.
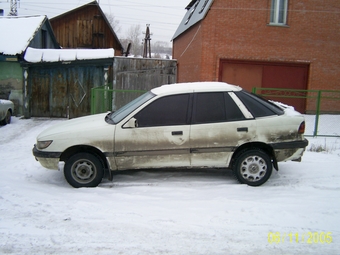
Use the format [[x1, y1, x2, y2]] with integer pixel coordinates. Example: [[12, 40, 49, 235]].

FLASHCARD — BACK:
[[298, 121, 305, 134]]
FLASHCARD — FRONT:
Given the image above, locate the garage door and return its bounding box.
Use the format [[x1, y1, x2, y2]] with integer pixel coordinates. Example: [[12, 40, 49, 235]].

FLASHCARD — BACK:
[[219, 60, 309, 113]]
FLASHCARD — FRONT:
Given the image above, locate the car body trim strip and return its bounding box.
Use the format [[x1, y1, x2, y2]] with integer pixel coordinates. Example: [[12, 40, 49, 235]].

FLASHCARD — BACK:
[[109, 147, 236, 157]]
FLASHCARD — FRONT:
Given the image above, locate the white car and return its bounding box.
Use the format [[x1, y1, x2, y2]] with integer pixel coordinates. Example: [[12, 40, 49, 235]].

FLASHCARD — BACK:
[[0, 99, 14, 125], [33, 82, 308, 188]]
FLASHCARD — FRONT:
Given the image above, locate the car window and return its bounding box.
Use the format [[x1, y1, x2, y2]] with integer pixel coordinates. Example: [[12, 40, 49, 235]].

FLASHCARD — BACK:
[[110, 91, 155, 124], [235, 91, 284, 117], [194, 93, 225, 123], [193, 92, 245, 124], [134, 94, 190, 127], [224, 93, 246, 121]]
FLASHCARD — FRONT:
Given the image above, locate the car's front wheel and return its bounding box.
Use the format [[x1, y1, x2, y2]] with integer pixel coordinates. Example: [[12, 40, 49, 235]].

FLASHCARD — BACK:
[[64, 152, 104, 188], [233, 149, 272, 186]]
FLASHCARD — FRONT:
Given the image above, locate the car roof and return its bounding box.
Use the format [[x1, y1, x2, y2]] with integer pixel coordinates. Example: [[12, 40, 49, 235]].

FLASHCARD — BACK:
[[151, 82, 242, 96]]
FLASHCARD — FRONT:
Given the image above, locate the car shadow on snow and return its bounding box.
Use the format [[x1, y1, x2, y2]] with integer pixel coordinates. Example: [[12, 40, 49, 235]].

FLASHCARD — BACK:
[[100, 168, 237, 188]]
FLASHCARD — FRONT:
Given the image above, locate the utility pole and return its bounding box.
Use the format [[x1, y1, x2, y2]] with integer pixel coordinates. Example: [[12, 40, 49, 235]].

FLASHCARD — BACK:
[[8, 0, 19, 16], [143, 24, 152, 58]]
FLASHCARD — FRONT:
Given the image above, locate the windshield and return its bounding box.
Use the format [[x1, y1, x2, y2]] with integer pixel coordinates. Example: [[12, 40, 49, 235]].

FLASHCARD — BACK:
[[107, 91, 155, 124]]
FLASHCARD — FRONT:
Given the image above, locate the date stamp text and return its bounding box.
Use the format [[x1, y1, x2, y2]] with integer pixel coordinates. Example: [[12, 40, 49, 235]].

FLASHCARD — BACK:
[[268, 232, 332, 244]]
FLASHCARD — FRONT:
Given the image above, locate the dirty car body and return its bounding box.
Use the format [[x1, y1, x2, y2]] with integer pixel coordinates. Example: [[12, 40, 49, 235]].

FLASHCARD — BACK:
[[33, 82, 308, 188], [0, 99, 14, 125]]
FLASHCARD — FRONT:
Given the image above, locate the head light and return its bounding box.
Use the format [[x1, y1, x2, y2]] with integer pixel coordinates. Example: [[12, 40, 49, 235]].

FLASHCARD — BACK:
[[37, 140, 53, 149]]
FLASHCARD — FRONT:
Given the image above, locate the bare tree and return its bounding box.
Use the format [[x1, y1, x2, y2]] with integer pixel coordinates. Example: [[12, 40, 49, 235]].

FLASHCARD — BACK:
[[105, 13, 121, 34], [125, 24, 142, 56], [152, 41, 172, 55]]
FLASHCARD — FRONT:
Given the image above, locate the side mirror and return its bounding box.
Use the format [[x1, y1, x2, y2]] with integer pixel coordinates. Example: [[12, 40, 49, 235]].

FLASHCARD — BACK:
[[123, 117, 138, 128]]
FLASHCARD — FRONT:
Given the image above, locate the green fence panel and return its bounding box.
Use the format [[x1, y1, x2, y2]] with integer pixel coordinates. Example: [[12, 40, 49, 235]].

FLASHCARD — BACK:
[[91, 86, 146, 115], [252, 88, 340, 137]]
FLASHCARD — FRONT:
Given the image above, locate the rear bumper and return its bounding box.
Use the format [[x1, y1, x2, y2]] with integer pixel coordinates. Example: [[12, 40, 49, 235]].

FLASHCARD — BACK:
[[270, 138, 309, 150], [271, 139, 309, 162]]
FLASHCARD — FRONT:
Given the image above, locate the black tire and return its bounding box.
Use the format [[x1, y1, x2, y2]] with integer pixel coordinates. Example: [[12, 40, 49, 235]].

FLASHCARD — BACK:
[[233, 149, 272, 186], [64, 152, 104, 188], [1, 110, 11, 125]]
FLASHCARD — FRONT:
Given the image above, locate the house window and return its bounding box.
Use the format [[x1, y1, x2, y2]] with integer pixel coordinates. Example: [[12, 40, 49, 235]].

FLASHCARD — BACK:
[[270, 0, 288, 25]]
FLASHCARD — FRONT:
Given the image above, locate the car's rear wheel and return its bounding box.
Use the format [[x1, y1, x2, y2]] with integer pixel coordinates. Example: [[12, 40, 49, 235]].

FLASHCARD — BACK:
[[64, 152, 104, 188], [233, 149, 272, 186], [1, 110, 11, 125]]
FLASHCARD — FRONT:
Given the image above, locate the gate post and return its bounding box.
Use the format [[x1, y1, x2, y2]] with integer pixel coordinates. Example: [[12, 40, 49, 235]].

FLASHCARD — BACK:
[[23, 67, 30, 119], [313, 90, 322, 137]]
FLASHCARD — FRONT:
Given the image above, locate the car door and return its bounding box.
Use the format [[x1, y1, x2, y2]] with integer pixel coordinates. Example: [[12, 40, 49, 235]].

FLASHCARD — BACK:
[[114, 93, 191, 170], [0, 100, 6, 121], [189, 92, 256, 167]]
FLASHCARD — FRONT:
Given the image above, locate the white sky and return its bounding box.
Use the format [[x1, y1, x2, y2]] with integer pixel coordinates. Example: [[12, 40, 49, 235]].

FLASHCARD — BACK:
[[0, 0, 188, 43]]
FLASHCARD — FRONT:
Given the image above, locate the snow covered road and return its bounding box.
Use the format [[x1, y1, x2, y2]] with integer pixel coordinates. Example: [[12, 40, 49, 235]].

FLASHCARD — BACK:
[[1, 117, 340, 254]]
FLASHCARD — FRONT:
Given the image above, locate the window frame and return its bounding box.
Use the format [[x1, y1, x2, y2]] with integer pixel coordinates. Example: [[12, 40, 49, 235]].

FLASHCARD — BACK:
[[270, 0, 289, 26]]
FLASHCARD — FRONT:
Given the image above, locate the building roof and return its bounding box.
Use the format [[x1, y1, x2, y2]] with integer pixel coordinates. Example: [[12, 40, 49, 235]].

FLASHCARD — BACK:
[[0, 15, 47, 55], [172, 0, 214, 40]]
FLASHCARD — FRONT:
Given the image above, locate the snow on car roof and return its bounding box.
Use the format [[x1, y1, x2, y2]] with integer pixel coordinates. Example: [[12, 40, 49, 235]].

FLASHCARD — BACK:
[[151, 82, 242, 95]]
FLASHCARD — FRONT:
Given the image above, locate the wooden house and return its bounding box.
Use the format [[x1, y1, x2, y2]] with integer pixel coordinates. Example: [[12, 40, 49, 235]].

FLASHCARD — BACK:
[[0, 15, 59, 115], [50, 1, 122, 55]]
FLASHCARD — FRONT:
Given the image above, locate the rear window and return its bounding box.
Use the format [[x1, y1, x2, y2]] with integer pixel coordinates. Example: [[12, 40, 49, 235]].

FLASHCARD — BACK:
[[235, 91, 284, 117]]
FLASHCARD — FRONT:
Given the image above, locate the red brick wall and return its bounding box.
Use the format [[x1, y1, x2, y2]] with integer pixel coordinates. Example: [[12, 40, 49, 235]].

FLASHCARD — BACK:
[[172, 23, 203, 82], [173, 0, 340, 112]]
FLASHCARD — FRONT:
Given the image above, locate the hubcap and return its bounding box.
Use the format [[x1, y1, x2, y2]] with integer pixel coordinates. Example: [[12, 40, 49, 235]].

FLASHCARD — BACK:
[[71, 160, 96, 184], [240, 155, 267, 182]]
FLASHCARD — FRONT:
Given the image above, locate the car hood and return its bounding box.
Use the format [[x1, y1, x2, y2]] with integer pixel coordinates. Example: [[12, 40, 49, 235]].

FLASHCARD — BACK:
[[0, 99, 14, 106], [37, 113, 111, 140]]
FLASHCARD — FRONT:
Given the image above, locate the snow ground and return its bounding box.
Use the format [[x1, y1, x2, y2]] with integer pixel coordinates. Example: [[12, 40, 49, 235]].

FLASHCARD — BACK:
[[0, 116, 340, 255]]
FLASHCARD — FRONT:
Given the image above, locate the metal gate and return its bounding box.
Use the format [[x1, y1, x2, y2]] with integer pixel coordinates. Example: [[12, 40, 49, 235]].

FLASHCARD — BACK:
[[29, 65, 106, 118]]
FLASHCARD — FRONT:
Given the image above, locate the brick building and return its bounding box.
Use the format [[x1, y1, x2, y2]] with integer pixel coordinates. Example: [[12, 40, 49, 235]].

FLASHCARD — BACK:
[[172, 0, 340, 113]]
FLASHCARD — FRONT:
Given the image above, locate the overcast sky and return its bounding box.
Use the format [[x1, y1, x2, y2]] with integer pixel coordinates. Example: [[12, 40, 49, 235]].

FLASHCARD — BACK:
[[0, 0, 188, 43]]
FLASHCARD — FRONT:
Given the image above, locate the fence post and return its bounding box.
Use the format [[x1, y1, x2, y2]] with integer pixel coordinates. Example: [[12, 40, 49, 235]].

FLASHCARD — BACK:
[[90, 88, 94, 115], [252, 87, 257, 94], [313, 90, 322, 137]]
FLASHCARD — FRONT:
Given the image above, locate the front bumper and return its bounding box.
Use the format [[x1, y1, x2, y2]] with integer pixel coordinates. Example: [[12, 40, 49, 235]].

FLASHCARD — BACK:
[[32, 145, 61, 170]]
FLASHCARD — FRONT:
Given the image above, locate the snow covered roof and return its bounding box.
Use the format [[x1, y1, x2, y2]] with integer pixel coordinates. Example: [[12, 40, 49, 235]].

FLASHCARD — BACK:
[[0, 15, 47, 55], [24, 47, 115, 63], [172, 0, 214, 40]]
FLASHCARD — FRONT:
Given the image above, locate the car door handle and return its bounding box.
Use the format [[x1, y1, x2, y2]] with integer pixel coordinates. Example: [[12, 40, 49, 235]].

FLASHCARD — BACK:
[[237, 127, 248, 132], [172, 131, 183, 136]]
